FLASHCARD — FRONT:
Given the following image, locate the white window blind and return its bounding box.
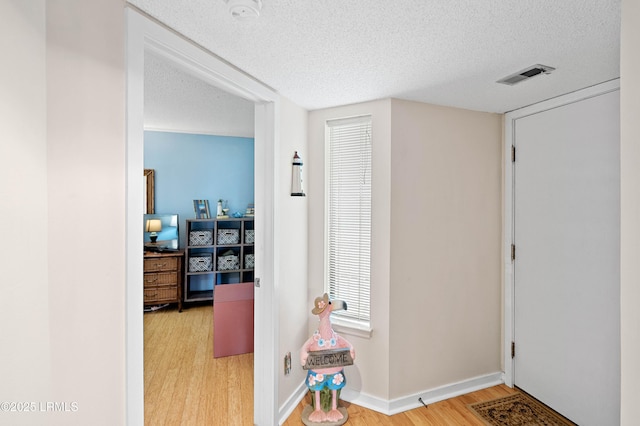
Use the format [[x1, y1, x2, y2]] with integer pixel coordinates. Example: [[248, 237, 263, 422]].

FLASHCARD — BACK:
[[327, 115, 372, 326]]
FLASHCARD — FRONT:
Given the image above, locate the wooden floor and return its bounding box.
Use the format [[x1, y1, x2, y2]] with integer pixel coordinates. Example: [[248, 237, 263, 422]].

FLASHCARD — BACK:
[[145, 304, 518, 425], [283, 385, 518, 426], [144, 303, 253, 425]]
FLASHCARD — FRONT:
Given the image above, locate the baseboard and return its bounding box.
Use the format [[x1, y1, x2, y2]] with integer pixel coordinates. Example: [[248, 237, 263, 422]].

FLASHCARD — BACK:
[[340, 371, 503, 416], [278, 380, 308, 425]]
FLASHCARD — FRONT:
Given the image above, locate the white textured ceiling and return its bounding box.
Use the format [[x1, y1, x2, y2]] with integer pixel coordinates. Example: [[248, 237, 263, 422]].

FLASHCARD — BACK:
[[135, 0, 620, 116], [144, 51, 255, 137]]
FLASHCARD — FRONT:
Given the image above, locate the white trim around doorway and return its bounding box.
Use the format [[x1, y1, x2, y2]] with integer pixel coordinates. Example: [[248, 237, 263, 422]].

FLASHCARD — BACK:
[[125, 8, 280, 425]]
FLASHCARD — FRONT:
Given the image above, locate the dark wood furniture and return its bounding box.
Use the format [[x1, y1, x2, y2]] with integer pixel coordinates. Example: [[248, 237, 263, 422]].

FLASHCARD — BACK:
[[144, 250, 184, 311]]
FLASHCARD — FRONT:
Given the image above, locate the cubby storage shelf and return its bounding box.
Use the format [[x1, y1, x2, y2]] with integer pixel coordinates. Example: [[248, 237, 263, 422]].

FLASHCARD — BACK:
[[184, 289, 213, 302], [183, 217, 254, 305]]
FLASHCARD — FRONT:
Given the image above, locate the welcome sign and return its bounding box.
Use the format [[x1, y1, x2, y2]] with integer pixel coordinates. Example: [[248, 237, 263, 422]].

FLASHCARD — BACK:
[[303, 348, 354, 370]]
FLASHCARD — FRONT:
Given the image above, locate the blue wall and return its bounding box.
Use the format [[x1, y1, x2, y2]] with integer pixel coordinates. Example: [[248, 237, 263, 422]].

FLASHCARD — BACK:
[[144, 131, 254, 249]]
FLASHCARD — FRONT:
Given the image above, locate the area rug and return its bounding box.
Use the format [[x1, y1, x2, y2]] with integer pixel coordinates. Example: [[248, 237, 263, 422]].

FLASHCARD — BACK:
[[468, 393, 576, 426]]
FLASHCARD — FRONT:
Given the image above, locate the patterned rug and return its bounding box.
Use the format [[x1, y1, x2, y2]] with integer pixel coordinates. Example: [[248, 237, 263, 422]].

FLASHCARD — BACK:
[[468, 393, 576, 426]]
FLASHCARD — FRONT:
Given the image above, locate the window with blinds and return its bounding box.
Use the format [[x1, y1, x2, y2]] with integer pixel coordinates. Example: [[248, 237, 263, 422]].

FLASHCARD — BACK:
[[326, 115, 372, 327]]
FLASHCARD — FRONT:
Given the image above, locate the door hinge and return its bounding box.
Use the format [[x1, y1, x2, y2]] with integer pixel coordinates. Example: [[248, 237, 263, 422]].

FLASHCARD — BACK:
[[512, 145, 516, 162], [511, 244, 516, 261], [511, 341, 515, 358], [254, 277, 261, 288]]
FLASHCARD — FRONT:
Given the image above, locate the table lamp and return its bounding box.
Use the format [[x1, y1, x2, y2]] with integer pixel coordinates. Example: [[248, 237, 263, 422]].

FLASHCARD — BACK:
[[146, 219, 162, 243]]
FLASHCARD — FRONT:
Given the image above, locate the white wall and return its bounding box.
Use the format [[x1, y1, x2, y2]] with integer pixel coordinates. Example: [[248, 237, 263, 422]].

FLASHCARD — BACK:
[[3, 0, 635, 422], [277, 97, 310, 417], [308, 99, 393, 401], [620, 0, 640, 423], [1, 1, 126, 425], [308, 98, 501, 411], [47, 1, 127, 424], [389, 99, 502, 397], [0, 2, 51, 424]]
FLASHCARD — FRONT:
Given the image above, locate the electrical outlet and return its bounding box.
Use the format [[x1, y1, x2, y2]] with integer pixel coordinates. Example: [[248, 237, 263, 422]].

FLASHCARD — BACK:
[[284, 352, 291, 375]]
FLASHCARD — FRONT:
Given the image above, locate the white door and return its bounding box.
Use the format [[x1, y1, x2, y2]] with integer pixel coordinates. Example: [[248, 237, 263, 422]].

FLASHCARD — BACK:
[[513, 90, 620, 425]]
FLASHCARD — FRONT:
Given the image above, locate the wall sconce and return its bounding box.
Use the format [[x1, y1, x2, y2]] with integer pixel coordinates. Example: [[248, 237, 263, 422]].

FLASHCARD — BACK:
[[146, 219, 162, 243], [291, 151, 305, 197]]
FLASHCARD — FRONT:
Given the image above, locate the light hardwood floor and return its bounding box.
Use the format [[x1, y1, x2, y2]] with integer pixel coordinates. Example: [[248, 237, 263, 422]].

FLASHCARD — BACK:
[[145, 304, 518, 425], [145, 303, 253, 425], [282, 385, 518, 426]]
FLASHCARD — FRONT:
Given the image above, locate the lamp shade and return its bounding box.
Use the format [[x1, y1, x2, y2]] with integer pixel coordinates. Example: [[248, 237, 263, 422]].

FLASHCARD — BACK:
[[146, 219, 162, 233]]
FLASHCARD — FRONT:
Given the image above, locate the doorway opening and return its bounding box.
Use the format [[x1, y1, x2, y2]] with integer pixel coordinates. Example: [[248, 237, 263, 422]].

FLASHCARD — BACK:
[[126, 8, 280, 425], [142, 48, 257, 423]]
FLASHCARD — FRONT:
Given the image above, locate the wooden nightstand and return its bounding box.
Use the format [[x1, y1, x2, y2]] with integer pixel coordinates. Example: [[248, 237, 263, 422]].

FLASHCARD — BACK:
[[144, 250, 184, 312]]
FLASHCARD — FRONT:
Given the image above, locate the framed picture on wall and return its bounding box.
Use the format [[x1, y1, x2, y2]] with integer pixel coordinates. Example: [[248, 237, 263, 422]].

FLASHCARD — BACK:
[[193, 199, 211, 219], [144, 169, 155, 214]]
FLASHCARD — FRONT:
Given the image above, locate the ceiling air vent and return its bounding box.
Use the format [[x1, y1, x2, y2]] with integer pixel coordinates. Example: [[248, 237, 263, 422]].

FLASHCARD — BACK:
[[497, 64, 556, 86]]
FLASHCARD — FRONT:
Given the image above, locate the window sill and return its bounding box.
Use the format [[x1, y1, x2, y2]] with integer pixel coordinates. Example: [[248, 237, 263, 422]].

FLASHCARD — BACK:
[[330, 315, 372, 339]]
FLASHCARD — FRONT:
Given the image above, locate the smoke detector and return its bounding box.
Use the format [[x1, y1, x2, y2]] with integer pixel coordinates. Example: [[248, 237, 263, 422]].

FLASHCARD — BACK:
[[225, 0, 263, 20], [497, 64, 556, 86]]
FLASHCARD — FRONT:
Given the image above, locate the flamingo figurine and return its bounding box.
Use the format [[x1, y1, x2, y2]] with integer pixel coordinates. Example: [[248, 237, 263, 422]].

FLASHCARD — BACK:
[[300, 293, 356, 423]]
